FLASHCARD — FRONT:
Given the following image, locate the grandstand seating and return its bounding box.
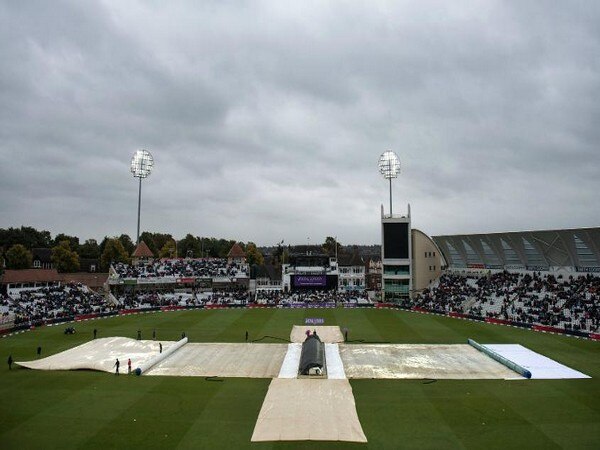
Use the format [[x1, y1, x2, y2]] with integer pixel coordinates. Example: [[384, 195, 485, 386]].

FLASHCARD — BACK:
[[5, 284, 114, 325], [412, 272, 600, 332], [116, 289, 250, 309], [255, 290, 371, 306], [111, 258, 249, 279]]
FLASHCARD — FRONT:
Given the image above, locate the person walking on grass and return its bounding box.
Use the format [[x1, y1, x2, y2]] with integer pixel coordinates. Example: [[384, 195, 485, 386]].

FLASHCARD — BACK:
[[93, 328, 97, 339], [37, 346, 42, 358], [114, 358, 120, 375], [8, 355, 13, 370]]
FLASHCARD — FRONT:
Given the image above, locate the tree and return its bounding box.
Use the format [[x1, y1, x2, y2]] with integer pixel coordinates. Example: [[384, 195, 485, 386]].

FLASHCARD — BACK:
[[53, 233, 79, 250], [159, 239, 177, 258], [5, 244, 33, 269], [245, 242, 264, 266], [322, 236, 342, 256], [117, 234, 135, 256], [151, 233, 173, 255], [218, 239, 236, 258], [0, 226, 52, 249], [51, 241, 80, 273], [203, 237, 218, 257], [101, 238, 129, 271], [139, 232, 158, 256], [178, 234, 201, 258], [282, 247, 290, 265], [199, 237, 236, 258], [79, 239, 100, 259]]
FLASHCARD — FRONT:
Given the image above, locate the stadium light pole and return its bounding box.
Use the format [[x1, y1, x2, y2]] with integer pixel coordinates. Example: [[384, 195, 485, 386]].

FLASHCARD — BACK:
[[334, 236, 338, 261], [378, 150, 401, 216], [130, 149, 154, 244]]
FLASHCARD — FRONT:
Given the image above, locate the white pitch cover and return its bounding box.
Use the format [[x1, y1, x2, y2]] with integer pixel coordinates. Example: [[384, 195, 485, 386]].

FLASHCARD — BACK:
[[324, 343, 346, 379], [483, 344, 590, 379], [278, 343, 302, 378]]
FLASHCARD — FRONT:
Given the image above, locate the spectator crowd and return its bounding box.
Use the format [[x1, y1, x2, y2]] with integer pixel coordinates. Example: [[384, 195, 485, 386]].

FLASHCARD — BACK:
[[4, 284, 114, 325], [411, 272, 600, 333], [112, 258, 249, 279], [117, 288, 250, 309], [3, 270, 598, 334], [255, 289, 370, 306]]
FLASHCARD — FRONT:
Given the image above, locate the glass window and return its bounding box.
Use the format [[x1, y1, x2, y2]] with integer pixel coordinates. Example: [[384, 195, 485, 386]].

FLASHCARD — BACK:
[[384, 265, 410, 275], [574, 235, 598, 265], [481, 239, 501, 265], [446, 242, 465, 267], [463, 241, 481, 265], [501, 239, 520, 264], [522, 237, 544, 266]]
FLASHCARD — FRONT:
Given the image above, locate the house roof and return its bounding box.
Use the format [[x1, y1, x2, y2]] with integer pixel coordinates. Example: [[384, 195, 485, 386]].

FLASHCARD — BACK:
[[338, 253, 364, 266], [132, 241, 154, 258], [364, 254, 382, 263], [288, 245, 327, 256], [61, 272, 108, 288], [1, 269, 61, 284], [228, 243, 246, 258], [0, 269, 108, 288], [251, 264, 281, 281]]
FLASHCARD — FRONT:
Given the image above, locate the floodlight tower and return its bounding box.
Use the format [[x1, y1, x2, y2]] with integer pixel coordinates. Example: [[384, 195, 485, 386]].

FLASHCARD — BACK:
[[378, 150, 411, 303], [378, 150, 401, 216], [130, 149, 154, 244]]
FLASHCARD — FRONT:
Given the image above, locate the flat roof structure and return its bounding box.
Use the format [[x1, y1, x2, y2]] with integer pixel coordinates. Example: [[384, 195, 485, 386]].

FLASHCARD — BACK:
[[433, 227, 600, 272]]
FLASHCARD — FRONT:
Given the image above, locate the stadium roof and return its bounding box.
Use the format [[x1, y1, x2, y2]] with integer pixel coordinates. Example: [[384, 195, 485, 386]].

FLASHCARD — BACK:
[[0, 270, 108, 288], [132, 241, 154, 258], [433, 227, 600, 272], [1, 269, 61, 284], [227, 243, 246, 259]]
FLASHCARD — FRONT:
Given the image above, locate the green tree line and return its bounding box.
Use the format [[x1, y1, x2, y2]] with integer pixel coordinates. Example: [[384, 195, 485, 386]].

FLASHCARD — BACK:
[[0, 226, 265, 273]]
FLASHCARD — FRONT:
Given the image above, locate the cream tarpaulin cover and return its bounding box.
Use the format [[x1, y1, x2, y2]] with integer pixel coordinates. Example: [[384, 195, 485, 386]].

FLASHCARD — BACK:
[[251, 378, 367, 442], [290, 325, 344, 343], [144, 343, 288, 378], [16, 337, 175, 373], [339, 344, 522, 379]]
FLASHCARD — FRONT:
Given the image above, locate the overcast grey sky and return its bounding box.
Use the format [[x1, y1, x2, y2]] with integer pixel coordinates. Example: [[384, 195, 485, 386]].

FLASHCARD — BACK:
[[1, 0, 598, 245]]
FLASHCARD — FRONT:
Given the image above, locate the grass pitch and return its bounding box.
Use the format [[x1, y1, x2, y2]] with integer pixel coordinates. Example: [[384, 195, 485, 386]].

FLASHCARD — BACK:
[[1, 308, 599, 449]]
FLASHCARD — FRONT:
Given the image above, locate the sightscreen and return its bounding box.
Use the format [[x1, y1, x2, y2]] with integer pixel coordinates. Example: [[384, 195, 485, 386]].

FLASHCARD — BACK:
[[383, 223, 409, 259], [294, 275, 327, 287]]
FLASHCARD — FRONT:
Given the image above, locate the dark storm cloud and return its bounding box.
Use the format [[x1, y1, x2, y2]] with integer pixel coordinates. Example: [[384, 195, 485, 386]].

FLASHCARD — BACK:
[[1, 0, 599, 245]]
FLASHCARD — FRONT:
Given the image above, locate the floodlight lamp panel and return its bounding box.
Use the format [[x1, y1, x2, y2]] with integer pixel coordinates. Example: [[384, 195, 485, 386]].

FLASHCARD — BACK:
[[131, 149, 154, 178], [378, 150, 400, 179]]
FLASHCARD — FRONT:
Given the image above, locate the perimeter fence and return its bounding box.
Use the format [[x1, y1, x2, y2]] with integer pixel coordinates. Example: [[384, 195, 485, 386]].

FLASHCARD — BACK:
[[2, 302, 599, 341]]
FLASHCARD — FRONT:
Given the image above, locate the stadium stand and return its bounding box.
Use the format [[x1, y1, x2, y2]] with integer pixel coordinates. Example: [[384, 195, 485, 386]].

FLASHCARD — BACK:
[[111, 258, 249, 279], [116, 289, 250, 309], [410, 272, 600, 333], [255, 290, 371, 306], [5, 284, 114, 325]]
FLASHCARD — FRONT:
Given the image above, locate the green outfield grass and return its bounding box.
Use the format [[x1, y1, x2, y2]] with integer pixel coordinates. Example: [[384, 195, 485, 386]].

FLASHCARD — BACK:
[[1, 308, 599, 449]]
